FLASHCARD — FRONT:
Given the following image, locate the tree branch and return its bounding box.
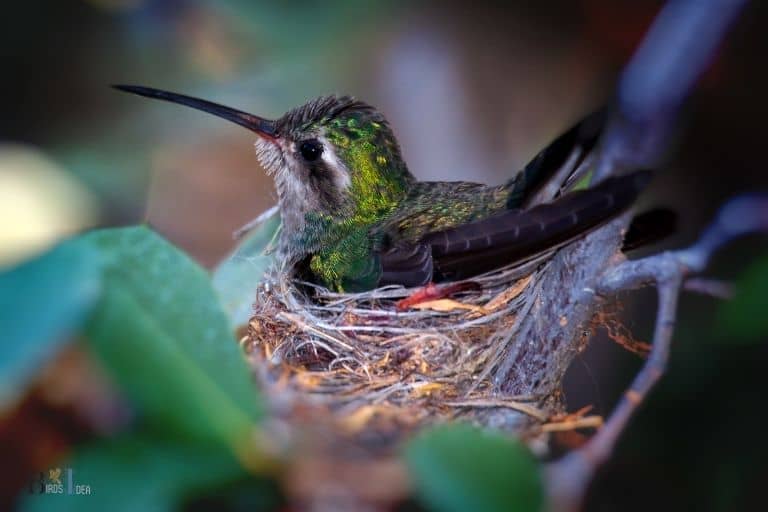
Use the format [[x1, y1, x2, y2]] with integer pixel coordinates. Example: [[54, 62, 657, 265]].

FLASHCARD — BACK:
[[547, 194, 768, 511], [593, 0, 748, 182], [682, 277, 734, 299], [541, 1, 754, 508]]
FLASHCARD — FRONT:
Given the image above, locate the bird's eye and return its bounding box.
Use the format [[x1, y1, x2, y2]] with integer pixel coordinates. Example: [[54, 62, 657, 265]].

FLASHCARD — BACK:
[[299, 140, 323, 162]]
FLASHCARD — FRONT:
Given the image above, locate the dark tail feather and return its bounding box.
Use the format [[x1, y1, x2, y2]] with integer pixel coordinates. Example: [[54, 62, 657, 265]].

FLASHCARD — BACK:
[[506, 108, 607, 208], [427, 170, 651, 281], [622, 208, 677, 251]]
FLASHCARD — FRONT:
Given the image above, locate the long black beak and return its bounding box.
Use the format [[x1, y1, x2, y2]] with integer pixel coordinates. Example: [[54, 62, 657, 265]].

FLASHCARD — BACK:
[[112, 85, 279, 138]]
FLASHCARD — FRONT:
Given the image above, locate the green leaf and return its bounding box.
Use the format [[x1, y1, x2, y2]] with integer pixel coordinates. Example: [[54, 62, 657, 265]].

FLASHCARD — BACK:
[[17, 435, 281, 512], [81, 226, 262, 446], [213, 209, 279, 326], [405, 424, 544, 512], [571, 169, 594, 191], [717, 255, 768, 342], [0, 241, 101, 409]]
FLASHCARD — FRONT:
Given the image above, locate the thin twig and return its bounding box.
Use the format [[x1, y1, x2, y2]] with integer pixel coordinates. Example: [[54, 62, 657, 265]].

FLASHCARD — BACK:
[[592, 275, 680, 460], [683, 277, 734, 299], [540, 416, 604, 433], [444, 399, 548, 422], [233, 204, 279, 240]]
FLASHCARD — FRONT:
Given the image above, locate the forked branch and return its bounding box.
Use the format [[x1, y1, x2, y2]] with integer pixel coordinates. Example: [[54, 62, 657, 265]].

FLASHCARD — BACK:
[[546, 0, 752, 508], [547, 194, 768, 511]]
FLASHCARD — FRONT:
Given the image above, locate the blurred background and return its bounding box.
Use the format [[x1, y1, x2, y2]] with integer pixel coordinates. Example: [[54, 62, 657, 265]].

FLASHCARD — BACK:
[[2, 0, 767, 510]]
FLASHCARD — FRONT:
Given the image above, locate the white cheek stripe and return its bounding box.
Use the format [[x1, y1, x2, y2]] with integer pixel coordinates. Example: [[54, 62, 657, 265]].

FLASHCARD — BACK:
[[318, 135, 351, 191]]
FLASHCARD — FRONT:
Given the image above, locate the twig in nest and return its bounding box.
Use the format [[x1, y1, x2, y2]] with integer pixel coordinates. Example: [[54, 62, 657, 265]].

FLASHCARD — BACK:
[[444, 398, 548, 422], [533, 405, 604, 434], [540, 417, 603, 434]]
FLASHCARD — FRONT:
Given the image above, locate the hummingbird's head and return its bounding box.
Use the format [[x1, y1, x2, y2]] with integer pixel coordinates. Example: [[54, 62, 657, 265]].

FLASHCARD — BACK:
[[113, 86, 415, 233]]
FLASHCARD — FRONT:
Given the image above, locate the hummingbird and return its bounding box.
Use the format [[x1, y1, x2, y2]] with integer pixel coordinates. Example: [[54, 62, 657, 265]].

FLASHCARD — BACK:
[[114, 85, 651, 293]]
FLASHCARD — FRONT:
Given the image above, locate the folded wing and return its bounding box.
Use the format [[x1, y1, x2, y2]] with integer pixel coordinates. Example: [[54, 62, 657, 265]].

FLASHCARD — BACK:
[[378, 171, 650, 285]]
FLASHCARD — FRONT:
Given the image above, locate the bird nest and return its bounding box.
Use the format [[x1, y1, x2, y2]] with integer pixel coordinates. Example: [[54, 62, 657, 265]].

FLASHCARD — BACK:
[[242, 250, 581, 445]]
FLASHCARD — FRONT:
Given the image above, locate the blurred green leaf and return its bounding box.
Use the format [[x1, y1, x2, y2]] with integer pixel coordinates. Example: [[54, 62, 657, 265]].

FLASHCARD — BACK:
[[0, 241, 101, 409], [571, 169, 594, 191], [54, 146, 150, 212], [405, 424, 543, 512], [717, 255, 768, 342], [18, 435, 280, 512], [81, 226, 262, 446], [213, 208, 280, 327]]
